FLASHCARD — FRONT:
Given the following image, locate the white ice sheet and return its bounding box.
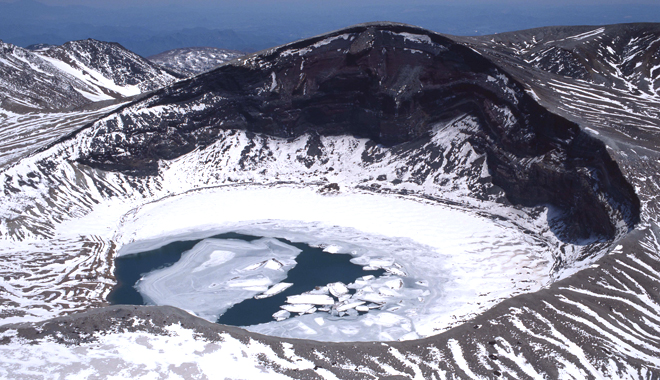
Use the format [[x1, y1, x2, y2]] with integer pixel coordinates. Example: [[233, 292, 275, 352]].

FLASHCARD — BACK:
[[111, 186, 552, 341], [136, 237, 299, 321]]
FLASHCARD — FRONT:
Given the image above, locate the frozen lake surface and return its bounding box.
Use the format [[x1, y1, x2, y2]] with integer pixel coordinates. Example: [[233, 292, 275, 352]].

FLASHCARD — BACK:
[[94, 186, 558, 341], [110, 233, 385, 327], [108, 232, 260, 306]]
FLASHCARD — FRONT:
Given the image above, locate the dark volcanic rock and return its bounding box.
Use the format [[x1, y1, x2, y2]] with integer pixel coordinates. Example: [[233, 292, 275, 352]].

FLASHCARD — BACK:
[[74, 22, 639, 241]]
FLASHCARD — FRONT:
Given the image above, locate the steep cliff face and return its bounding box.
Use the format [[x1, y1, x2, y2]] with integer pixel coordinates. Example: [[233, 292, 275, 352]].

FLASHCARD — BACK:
[[73, 23, 638, 241]]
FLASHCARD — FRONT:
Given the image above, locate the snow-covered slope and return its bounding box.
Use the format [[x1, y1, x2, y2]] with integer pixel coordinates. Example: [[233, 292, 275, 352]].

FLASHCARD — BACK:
[[0, 39, 182, 112], [148, 47, 244, 76], [41, 39, 182, 95], [0, 40, 91, 111], [0, 22, 658, 379], [460, 23, 660, 97], [0, 104, 126, 167], [458, 24, 660, 147]]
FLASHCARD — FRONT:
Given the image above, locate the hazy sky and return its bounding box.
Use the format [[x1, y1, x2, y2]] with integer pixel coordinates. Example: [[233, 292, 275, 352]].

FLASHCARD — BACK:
[[3, 0, 660, 9], [16, 0, 660, 4], [1, 0, 658, 55]]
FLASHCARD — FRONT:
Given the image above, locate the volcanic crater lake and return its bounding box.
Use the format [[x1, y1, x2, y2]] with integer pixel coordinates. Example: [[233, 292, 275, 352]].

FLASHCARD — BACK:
[[108, 232, 385, 327]]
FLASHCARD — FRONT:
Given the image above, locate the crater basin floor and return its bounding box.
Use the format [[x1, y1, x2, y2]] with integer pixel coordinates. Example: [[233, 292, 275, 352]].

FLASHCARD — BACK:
[[60, 184, 556, 341]]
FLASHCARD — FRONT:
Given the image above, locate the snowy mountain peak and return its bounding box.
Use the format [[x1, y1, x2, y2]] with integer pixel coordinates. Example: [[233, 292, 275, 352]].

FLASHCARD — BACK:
[[0, 22, 658, 379], [41, 39, 182, 93], [0, 39, 183, 112]]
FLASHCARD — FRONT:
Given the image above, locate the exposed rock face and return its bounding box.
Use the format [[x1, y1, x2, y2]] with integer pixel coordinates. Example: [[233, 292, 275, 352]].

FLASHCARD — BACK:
[[75, 23, 638, 241], [0, 40, 90, 111], [455, 23, 660, 153]]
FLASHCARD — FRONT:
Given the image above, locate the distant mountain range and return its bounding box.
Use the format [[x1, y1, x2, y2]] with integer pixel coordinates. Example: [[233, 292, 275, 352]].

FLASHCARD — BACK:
[[0, 39, 241, 168], [148, 47, 245, 76]]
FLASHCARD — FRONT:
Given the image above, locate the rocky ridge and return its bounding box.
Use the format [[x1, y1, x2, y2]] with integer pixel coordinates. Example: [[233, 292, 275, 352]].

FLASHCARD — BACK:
[[461, 23, 660, 96], [0, 39, 182, 112], [456, 23, 660, 150]]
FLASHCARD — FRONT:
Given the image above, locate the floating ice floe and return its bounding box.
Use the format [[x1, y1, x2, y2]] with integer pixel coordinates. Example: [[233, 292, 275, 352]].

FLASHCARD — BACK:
[[281, 304, 316, 314], [327, 282, 349, 297], [274, 273, 414, 325], [191, 250, 235, 273], [286, 294, 335, 305], [357, 257, 408, 276], [244, 258, 284, 271], [336, 301, 366, 312], [135, 237, 299, 321], [255, 282, 293, 299], [385, 279, 404, 290], [272, 310, 291, 321], [337, 294, 352, 302]]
